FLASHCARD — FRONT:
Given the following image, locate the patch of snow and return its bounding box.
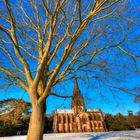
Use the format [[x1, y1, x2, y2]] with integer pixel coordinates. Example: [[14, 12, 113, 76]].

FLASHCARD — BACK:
[[0, 130, 140, 140], [87, 109, 100, 112], [0, 136, 26, 140], [54, 109, 74, 114]]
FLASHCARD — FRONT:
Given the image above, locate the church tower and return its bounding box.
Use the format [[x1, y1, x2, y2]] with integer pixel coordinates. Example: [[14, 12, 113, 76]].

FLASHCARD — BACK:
[[72, 77, 85, 114], [53, 76, 107, 133]]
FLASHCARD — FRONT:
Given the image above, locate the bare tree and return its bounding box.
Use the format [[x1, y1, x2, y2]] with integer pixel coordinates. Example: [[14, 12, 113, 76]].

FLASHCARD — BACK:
[[0, 0, 139, 140]]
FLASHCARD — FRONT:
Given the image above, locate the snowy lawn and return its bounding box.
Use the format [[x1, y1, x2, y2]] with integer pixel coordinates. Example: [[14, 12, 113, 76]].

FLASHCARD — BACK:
[[0, 130, 140, 140]]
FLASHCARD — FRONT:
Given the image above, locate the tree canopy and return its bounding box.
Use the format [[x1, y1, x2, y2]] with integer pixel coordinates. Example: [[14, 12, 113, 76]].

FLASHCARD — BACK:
[[0, 98, 31, 124], [0, 0, 139, 100], [0, 0, 139, 139]]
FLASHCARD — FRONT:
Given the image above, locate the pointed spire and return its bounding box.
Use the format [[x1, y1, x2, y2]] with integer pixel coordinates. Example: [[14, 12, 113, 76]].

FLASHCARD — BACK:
[[73, 76, 82, 97], [72, 76, 85, 113], [74, 76, 79, 90]]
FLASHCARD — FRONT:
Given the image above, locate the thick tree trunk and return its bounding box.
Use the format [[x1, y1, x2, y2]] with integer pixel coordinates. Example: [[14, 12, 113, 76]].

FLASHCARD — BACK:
[[26, 103, 45, 140]]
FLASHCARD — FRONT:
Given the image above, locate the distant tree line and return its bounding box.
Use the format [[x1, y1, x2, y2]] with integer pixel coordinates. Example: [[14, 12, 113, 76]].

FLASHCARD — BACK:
[[0, 98, 53, 136], [0, 115, 53, 137], [105, 112, 140, 131], [0, 98, 31, 136], [0, 98, 140, 136]]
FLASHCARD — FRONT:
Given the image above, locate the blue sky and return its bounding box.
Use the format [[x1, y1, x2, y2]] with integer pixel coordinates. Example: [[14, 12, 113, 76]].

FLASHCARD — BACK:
[[0, 0, 140, 116], [0, 74, 139, 116]]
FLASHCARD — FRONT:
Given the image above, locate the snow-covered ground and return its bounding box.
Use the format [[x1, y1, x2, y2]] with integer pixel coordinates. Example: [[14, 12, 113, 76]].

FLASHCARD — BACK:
[[0, 130, 140, 140]]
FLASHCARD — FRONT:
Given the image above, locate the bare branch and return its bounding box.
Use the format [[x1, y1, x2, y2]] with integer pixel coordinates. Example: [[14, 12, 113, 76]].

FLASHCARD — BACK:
[[42, 0, 52, 15], [77, 0, 82, 23], [0, 66, 28, 91], [48, 92, 72, 98], [4, 0, 33, 85]]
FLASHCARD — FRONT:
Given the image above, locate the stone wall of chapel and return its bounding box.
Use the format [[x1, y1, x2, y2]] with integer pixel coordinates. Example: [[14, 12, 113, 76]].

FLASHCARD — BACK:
[[53, 111, 107, 133], [52, 77, 107, 133]]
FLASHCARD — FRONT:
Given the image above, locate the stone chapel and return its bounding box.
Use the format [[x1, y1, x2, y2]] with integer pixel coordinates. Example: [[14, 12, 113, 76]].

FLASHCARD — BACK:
[[53, 78, 107, 133]]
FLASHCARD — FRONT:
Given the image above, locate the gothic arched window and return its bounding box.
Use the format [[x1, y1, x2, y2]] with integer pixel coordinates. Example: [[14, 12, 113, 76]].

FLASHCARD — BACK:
[[89, 115, 92, 121], [58, 116, 61, 123], [94, 115, 97, 120], [82, 116, 87, 124], [98, 123, 101, 127], [73, 116, 76, 122], [68, 115, 71, 123], [64, 116, 66, 123], [71, 116, 74, 122], [98, 115, 101, 120]]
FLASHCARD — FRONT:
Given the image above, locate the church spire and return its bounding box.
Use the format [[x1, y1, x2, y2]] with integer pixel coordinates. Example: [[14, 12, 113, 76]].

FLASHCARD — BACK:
[[73, 77, 82, 97], [72, 76, 85, 113]]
